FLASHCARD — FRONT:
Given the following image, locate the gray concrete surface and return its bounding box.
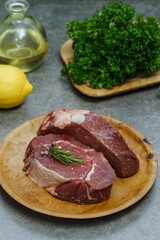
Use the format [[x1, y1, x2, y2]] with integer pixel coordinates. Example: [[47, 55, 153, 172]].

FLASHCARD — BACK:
[[0, 1, 160, 239]]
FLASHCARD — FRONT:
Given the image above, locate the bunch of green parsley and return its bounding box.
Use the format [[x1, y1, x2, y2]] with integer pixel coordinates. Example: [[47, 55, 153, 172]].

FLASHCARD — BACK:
[[61, 1, 160, 89]]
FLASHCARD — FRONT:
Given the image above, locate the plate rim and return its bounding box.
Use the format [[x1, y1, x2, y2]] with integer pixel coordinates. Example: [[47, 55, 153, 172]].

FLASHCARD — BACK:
[[0, 114, 158, 219]]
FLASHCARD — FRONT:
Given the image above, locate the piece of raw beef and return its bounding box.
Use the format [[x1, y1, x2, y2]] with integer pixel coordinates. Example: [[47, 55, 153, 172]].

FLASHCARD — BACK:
[[37, 109, 139, 177], [24, 134, 117, 204]]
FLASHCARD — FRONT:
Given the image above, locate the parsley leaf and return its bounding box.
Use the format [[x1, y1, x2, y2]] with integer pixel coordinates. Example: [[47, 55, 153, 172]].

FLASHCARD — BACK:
[[61, 1, 160, 89]]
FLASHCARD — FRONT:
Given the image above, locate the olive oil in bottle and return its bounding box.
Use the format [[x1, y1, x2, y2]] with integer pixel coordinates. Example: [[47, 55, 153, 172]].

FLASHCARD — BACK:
[[0, 0, 48, 72]]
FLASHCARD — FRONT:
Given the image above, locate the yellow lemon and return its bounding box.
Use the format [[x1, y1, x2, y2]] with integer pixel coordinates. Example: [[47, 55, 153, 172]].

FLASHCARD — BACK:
[[0, 65, 33, 109]]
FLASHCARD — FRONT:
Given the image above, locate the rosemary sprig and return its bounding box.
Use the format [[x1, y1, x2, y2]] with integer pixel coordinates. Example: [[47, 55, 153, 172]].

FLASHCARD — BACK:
[[41, 143, 86, 165], [48, 146, 86, 165]]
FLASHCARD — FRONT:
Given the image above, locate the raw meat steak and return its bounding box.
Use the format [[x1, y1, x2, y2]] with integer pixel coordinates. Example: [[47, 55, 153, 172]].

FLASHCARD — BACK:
[[37, 109, 139, 177], [24, 134, 117, 204]]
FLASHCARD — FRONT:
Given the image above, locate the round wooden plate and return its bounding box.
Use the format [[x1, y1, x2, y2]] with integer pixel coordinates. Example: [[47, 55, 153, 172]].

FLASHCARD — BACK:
[[60, 39, 160, 98], [0, 114, 158, 219]]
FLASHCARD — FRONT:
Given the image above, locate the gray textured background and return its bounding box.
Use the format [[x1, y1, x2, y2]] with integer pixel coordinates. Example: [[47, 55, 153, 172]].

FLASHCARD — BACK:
[[0, 1, 160, 240]]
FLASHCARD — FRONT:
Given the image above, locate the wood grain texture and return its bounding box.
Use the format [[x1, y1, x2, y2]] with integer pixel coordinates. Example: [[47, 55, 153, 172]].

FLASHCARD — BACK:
[[60, 39, 160, 97], [0, 114, 158, 219]]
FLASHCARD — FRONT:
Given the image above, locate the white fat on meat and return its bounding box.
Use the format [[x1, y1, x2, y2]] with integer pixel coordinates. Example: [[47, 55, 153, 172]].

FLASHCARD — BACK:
[[52, 110, 71, 129], [85, 162, 96, 182], [52, 109, 90, 129], [40, 115, 52, 130], [27, 156, 68, 188], [46, 186, 57, 196], [69, 109, 90, 124]]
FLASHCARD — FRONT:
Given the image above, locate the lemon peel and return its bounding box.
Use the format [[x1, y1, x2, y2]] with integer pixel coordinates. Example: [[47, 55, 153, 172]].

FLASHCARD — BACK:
[[0, 65, 33, 109]]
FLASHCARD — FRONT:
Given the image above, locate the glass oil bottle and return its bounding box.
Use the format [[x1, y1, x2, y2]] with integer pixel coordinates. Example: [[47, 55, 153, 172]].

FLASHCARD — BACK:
[[0, 0, 48, 72]]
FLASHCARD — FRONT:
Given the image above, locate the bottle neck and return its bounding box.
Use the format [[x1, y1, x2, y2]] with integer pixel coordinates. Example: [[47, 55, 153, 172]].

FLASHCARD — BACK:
[[5, 0, 29, 17], [9, 12, 26, 21]]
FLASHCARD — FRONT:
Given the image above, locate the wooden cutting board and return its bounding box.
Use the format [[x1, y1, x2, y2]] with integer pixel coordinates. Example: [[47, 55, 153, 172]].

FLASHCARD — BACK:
[[60, 39, 160, 97], [0, 114, 158, 219]]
